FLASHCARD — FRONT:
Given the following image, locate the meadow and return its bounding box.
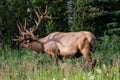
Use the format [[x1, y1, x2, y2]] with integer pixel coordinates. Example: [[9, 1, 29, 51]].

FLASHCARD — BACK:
[[0, 35, 120, 80]]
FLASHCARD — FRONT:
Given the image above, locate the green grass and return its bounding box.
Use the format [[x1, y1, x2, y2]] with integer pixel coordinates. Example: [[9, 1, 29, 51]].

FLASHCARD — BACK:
[[0, 35, 120, 80]]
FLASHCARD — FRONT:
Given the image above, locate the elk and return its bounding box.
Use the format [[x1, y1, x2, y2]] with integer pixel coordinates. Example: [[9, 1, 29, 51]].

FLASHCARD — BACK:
[[13, 5, 96, 68]]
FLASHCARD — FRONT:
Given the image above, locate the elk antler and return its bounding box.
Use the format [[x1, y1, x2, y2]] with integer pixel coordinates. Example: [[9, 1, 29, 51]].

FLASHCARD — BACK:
[[13, 5, 52, 42], [13, 18, 27, 42], [30, 5, 52, 33]]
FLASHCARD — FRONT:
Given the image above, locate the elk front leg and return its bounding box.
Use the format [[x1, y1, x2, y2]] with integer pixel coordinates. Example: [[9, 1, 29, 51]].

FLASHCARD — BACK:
[[48, 52, 58, 66], [52, 54, 59, 66]]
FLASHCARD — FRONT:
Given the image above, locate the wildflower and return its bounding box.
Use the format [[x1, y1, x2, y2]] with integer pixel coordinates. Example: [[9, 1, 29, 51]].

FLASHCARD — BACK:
[[63, 78, 67, 80], [89, 75, 94, 80], [52, 78, 56, 80], [103, 64, 106, 70], [83, 72, 94, 80], [96, 68, 102, 74]]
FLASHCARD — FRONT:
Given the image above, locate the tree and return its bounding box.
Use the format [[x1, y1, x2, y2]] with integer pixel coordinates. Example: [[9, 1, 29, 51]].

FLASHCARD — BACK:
[[71, 0, 120, 36]]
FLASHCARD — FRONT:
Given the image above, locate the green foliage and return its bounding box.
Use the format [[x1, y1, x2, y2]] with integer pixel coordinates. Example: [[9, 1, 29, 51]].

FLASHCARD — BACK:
[[0, 0, 29, 46], [96, 35, 120, 54], [71, 0, 120, 36], [93, 35, 120, 65]]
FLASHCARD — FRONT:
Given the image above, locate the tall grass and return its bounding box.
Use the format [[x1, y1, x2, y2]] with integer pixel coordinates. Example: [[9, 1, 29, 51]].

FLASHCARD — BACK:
[[0, 35, 120, 80]]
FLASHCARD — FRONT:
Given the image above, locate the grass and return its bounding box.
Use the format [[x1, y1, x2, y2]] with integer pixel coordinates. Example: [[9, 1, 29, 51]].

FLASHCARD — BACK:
[[0, 35, 120, 80]]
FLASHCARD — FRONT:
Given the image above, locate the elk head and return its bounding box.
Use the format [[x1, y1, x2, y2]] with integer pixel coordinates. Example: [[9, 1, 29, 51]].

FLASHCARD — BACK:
[[13, 5, 52, 48]]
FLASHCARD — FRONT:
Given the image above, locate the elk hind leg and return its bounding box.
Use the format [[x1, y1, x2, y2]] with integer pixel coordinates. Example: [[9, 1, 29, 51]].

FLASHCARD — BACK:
[[80, 39, 96, 68]]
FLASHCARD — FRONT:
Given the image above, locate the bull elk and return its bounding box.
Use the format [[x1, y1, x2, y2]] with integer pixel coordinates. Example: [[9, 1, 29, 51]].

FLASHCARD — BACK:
[[13, 5, 96, 68]]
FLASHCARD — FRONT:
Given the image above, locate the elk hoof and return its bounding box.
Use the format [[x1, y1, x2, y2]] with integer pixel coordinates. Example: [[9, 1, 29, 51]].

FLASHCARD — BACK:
[[91, 59, 96, 68], [84, 59, 96, 70]]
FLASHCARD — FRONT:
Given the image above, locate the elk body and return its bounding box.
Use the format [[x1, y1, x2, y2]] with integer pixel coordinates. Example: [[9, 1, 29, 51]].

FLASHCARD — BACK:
[[13, 5, 96, 67]]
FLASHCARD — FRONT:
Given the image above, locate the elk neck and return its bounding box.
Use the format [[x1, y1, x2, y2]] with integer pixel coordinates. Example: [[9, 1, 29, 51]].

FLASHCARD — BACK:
[[29, 39, 44, 53], [29, 37, 53, 53]]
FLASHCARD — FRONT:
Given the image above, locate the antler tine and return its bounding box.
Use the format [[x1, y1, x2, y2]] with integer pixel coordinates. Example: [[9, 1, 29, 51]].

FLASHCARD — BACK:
[[17, 21, 23, 35], [17, 19, 26, 33], [31, 9, 43, 32], [43, 5, 52, 19], [12, 36, 24, 42], [23, 18, 27, 32], [44, 5, 48, 15], [16, 19, 27, 42], [30, 5, 51, 33], [37, 7, 42, 16], [34, 8, 40, 19], [31, 18, 42, 33], [44, 15, 52, 19], [30, 24, 36, 32]]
